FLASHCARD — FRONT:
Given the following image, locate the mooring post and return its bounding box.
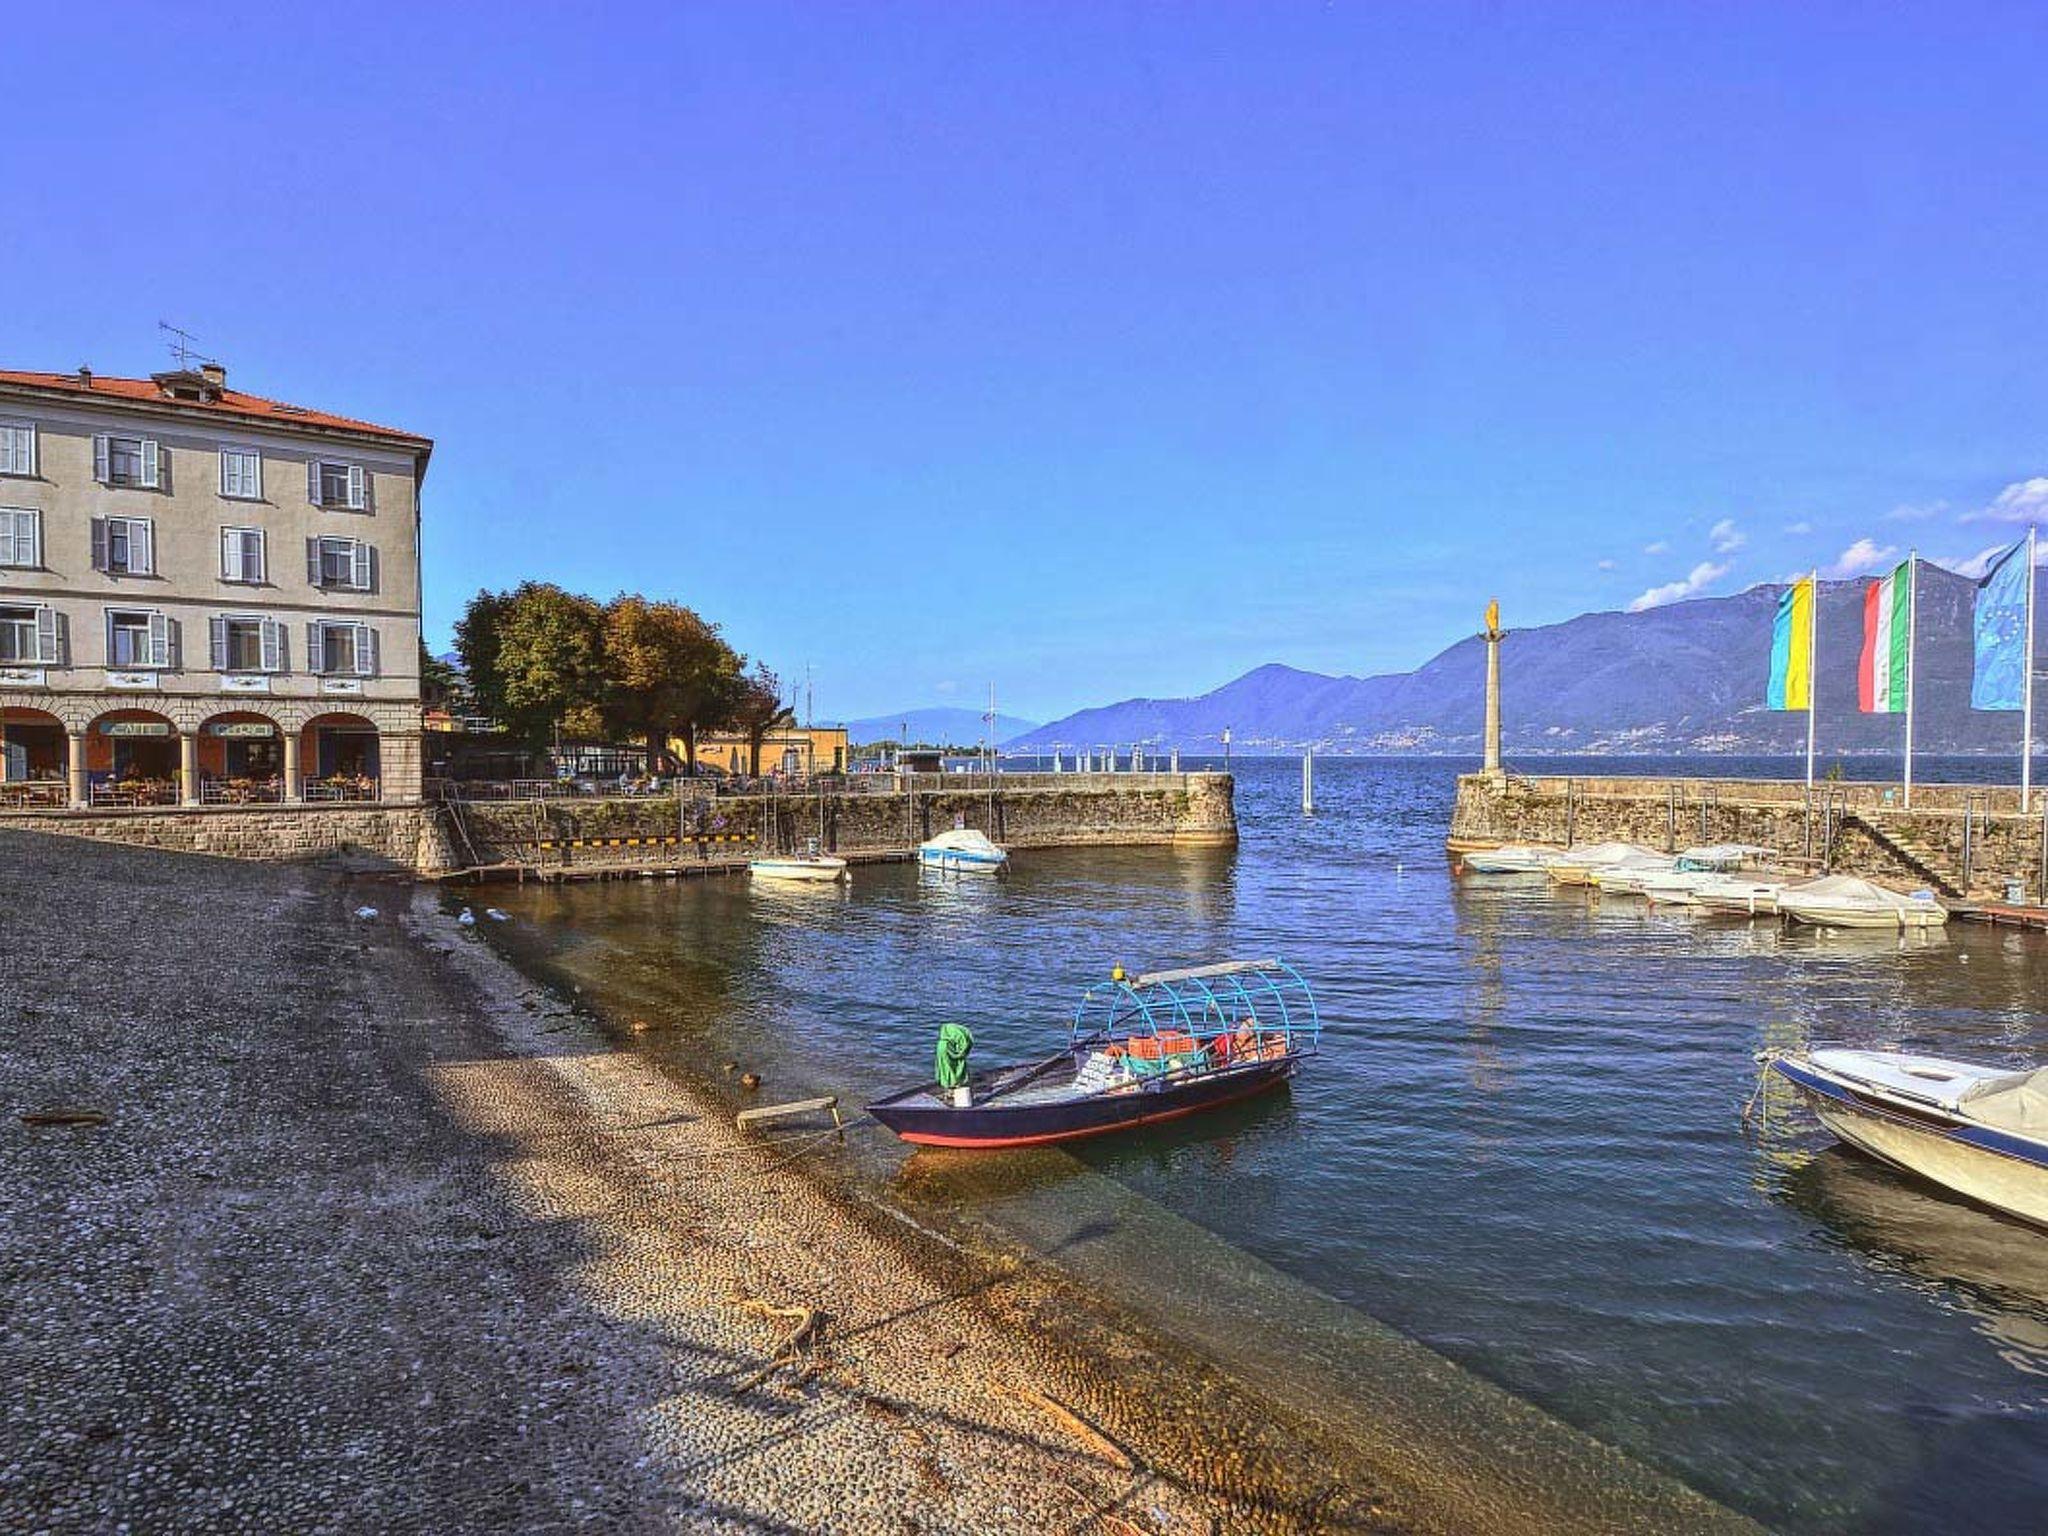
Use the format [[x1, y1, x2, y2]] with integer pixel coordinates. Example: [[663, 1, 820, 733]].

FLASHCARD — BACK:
[[1962, 796, 1976, 891], [1666, 785, 1676, 853], [1565, 779, 1577, 848], [1302, 749, 1314, 815]]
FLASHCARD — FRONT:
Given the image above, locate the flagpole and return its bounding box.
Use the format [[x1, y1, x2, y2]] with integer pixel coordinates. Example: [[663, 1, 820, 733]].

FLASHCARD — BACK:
[[1805, 568, 1819, 790], [2024, 526, 2037, 814], [1904, 551, 1918, 810]]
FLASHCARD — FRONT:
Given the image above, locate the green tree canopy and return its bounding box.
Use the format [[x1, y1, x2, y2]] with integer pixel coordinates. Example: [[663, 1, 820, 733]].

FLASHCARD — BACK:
[[599, 596, 743, 772], [454, 583, 607, 746], [728, 663, 795, 776]]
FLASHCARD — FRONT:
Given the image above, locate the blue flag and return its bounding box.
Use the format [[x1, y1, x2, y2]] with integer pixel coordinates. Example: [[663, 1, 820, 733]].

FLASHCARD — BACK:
[[1971, 539, 2031, 710]]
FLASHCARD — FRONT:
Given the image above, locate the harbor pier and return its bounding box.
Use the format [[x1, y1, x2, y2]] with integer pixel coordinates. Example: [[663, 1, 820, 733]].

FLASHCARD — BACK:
[[1449, 771, 2048, 903]]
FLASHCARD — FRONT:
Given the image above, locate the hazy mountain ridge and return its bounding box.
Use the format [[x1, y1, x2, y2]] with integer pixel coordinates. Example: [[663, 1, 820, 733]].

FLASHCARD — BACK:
[[1009, 569, 2045, 755], [845, 707, 1040, 744]]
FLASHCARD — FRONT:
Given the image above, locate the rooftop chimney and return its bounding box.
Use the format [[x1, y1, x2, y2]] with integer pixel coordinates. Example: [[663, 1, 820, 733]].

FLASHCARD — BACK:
[[76, 365, 93, 388], [199, 361, 226, 392]]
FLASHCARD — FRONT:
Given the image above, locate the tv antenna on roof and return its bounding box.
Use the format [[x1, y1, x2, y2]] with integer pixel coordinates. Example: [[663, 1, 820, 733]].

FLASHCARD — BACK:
[[158, 320, 209, 370]]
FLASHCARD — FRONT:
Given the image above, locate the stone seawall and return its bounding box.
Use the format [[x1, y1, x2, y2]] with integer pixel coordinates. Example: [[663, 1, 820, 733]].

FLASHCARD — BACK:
[[1449, 772, 2048, 901], [456, 772, 1237, 871], [0, 802, 452, 872]]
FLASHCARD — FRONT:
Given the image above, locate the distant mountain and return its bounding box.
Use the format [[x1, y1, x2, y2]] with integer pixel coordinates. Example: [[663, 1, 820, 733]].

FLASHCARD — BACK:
[[845, 707, 1041, 746], [1010, 568, 2046, 755]]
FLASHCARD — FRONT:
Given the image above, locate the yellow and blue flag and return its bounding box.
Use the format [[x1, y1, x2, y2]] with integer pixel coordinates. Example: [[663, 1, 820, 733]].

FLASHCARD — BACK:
[[1767, 577, 1814, 711]]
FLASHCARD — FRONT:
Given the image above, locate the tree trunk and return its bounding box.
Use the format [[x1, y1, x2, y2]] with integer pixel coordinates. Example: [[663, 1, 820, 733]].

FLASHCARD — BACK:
[[682, 723, 698, 774], [747, 729, 764, 778]]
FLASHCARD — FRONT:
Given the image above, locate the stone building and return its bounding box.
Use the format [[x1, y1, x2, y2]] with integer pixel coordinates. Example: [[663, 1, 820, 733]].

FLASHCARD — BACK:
[[0, 364, 431, 807]]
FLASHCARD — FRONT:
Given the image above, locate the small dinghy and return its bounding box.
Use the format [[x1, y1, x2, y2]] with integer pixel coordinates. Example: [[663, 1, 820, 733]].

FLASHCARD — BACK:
[[1777, 875, 1946, 930], [1767, 1048, 2048, 1228], [917, 826, 1009, 873], [750, 838, 848, 883], [1459, 844, 1562, 875], [866, 959, 1321, 1149]]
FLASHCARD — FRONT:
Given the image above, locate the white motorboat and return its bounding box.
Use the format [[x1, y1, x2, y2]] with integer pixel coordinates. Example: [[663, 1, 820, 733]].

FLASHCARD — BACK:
[[1642, 847, 1784, 908], [1588, 852, 1679, 895], [917, 827, 1009, 873], [1777, 875, 1947, 930], [1692, 876, 1791, 917], [1768, 1048, 2048, 1228], [1459, 844, 1563, 875], [1673, 843, 1772, 872], [1638, 869, 1723, 908], [1546, 842, 1652, 887], [750, 839, 849, 883]]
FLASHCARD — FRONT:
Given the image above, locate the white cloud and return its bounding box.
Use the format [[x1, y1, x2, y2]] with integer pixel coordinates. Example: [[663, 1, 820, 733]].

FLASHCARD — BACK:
[[1823, 538, 1899, 579], [1885, 500, 1946, 523], [1708, 518, 1746, 554], [1783, 520, 1814, 535], [1628, 561, 1731, 613], [1962, 477, 2048, 525], [933, 679, 959, 696], [1595, 558, 1617, 571], [1643, 540, 1670, 555], [1933, 541, 2046, 578]]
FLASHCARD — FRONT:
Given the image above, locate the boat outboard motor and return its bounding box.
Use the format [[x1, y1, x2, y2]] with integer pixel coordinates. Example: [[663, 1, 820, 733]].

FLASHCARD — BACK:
[[935, 1022, 974, 1108]]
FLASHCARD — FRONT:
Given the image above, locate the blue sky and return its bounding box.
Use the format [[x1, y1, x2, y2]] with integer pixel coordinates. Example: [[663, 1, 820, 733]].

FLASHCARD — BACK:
[[8, 3, 2047, 722]]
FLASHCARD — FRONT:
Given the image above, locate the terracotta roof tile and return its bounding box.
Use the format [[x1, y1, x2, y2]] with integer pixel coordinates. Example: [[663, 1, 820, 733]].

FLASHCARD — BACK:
[[0, 370, 428, 445]]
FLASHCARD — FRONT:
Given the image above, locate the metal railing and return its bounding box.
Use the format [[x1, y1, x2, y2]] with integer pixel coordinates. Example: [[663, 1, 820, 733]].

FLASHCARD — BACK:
[[88, 781, 178, 808], [200, 778, 285, 806], [303, 777, 382, 804], [0, 780, 66, 809]]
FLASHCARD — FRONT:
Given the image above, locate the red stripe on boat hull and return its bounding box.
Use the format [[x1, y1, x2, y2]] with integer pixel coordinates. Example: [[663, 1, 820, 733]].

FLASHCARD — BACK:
[[892, 1071, 1288, 1149]]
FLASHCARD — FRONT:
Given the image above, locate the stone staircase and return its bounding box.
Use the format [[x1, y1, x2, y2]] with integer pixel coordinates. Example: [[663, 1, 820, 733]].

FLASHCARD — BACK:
[[1838, 812, 1971, 899]]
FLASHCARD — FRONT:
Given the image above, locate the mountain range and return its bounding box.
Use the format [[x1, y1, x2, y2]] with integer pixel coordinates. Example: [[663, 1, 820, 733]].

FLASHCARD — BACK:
[[1007, 566, 2045, 756], [844, 707, 1041, 745]]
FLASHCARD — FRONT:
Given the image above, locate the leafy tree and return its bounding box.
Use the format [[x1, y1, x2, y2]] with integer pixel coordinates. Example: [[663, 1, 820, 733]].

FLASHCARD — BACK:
[[454, 583, 607, 747], [419, 643, 464, 712], [728, 663, 795, 776], [599, 596, 742, 773]]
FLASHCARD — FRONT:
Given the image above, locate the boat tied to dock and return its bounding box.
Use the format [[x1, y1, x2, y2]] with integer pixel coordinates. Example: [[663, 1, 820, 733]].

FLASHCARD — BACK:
[[866, 958, 1321, 1149]]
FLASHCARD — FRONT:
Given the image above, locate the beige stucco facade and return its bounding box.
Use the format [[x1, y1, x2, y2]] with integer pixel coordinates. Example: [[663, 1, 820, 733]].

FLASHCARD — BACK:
[[0, 367, 430, 807]]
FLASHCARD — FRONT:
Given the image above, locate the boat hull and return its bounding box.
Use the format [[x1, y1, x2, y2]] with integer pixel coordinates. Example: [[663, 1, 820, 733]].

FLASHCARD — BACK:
[[869, 1058, 1295, 1149], [750, 858, 847, 882], [1778, 901, 1946, 930], [917, 847, 1008, 872], [1773, 1058, 2048, 1228]]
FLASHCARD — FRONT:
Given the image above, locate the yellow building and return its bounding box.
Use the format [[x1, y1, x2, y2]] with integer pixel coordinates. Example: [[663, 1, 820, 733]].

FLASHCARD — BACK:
[[687, 724, 848, 777]]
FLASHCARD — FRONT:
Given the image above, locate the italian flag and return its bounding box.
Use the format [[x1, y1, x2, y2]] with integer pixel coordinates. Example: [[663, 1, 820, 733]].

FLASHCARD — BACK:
[[1858, 561, 1912, 713]]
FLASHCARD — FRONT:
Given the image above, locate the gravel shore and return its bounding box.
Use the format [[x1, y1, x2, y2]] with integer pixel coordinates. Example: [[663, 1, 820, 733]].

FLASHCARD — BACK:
[[1, 829, 1756, 1535]]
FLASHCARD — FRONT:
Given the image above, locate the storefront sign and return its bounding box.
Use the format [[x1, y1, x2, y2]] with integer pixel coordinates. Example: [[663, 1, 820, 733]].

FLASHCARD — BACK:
[[105, 670, 159, 691], [0, 667, 46, 687], [320, 677, 365, 696], [206, 722, 276, 739], [219, 674, 271, 694], [100, 721, 172, 738]]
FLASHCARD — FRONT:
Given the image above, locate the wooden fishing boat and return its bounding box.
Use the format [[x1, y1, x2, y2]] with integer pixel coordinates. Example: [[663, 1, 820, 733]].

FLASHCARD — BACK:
[[866, 959, 1321, 1150]]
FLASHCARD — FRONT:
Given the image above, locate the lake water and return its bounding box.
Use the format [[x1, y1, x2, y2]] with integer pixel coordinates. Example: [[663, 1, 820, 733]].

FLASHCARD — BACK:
[[484, 757, 2048, 1533]]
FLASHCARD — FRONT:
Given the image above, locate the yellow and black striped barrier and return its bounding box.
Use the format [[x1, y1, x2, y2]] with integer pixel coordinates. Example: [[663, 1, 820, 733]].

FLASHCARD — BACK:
[[534, 832, 754, 851]]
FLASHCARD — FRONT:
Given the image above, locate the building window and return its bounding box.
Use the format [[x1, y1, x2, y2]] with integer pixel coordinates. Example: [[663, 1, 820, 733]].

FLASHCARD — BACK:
[[90, 516, 155, 575], [106, 609, 171, 670], [309, 460, 367, 510], [0, 605, 58, 663], [220, 447, 263, 500], [94, 434, 162, 489], [212, 615, 284, 674], [308, 620, 377, 677], [0, 508, 39, 568], [307, 535, 372, 590], [0, 422, 35, 477], [221, 527, 266, 583]]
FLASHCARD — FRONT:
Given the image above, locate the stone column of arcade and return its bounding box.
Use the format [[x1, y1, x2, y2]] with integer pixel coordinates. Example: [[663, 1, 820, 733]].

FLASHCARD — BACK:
[[1482, 597, 1507, 780], [283, 730, 303, 805], [66, 731, 87, 809], [178, 731, 201, 808]]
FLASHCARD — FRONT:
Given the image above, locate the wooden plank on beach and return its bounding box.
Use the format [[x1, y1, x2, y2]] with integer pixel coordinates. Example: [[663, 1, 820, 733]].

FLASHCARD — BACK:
[[736, 1095, 842, 1130]]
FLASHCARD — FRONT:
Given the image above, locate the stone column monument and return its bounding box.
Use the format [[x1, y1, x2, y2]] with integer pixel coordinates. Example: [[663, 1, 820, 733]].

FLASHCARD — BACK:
[[1482, 598, 1505, 779]]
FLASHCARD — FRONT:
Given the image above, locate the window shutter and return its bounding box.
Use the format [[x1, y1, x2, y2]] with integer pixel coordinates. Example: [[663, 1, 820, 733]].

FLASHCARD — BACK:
[[93, 434, 110, 484], [131, 519, 154, 575], [307, 537, 322, 587], [250, 529, 266, 583], [307, 622, 325, 674], [218, 450, 230, 497], [308, 460, 322, 504], [356, 624, 377, 677], [28, 510, 40, 568], [35, 607, 58, 664], [20, 424, 35, 477], [220, 527, 236, 579], [148, 612, 171, 669], [347, 465, 366, 510], [350, 540, 371, 591], [261, 618, 282, 673], [90, 517, 108, 572], [142, 439, 161, 490], [250, 451, 262, 501], [210, 616, 228, 670]]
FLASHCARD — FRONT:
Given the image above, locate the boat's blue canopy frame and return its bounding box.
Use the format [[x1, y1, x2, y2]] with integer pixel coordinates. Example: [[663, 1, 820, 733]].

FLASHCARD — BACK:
[[1070, 958, 1320, 1055]]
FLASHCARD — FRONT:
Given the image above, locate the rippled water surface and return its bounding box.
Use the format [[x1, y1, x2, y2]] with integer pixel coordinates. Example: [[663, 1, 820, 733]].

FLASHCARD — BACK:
[[486, 758, 2048, 1533]]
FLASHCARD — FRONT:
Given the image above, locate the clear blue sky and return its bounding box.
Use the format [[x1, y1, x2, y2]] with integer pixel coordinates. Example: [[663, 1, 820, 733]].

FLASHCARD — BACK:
[[9, 3, 2048, 723]]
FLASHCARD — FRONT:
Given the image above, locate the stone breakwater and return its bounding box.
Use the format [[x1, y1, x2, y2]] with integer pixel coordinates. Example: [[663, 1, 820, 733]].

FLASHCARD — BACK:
[[1449, 772, 2048, 901]]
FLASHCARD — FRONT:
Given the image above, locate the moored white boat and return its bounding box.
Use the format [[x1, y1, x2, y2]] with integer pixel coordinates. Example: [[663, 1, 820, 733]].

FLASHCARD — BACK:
[[1588, 852, 1679, 895], [750, 840, 849, 882], [1546, 842, 1652, 887], [1459, 844, 1564, 874], [1768, 1048, 2048, 1228], [917, 827, 1009, 873], [1777, 875, 1947, 930], [1692, 876, 1791, 916]]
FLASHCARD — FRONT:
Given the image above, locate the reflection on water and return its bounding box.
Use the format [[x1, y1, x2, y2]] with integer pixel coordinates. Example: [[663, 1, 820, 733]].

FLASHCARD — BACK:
[[484, 758, 2048, 1534]]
